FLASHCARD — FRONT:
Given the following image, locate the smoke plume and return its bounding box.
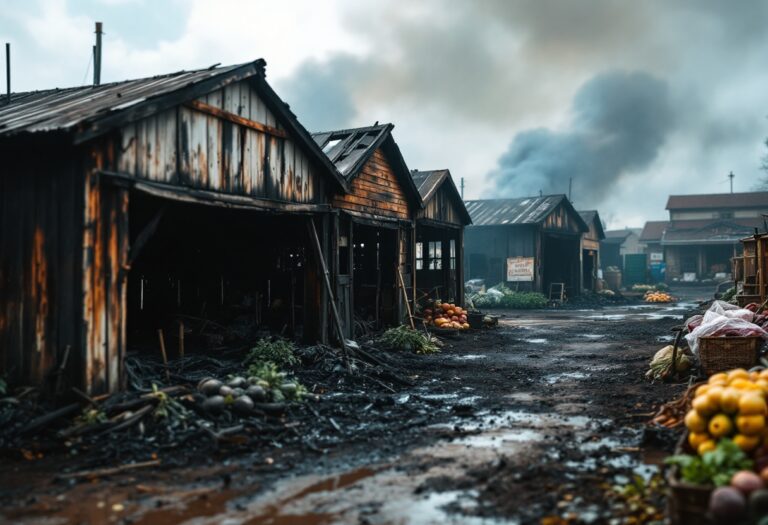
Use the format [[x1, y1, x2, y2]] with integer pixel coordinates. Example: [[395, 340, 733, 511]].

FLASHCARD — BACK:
[[486, 70, 674, 205]]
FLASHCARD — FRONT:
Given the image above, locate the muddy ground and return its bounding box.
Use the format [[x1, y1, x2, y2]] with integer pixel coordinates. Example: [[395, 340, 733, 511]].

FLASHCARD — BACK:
[[0, 288, 711, 524]]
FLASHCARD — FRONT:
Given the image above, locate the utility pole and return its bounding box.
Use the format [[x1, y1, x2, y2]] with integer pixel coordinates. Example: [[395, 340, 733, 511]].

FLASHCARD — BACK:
[[5, 43, 10, 105], [728, 171, 735, 194], [460, 177, 465, 199], [93, 22, 103, 86]]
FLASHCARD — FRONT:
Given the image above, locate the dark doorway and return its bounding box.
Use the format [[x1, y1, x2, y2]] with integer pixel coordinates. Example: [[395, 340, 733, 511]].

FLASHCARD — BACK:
[[542, 234, 581, 298], [351, 223, 398, 330]]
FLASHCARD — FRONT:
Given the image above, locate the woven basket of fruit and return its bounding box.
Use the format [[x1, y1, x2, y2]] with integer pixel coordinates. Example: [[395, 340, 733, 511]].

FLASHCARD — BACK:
[[699, 336, 762, 376], [667, 433, 714, 525]]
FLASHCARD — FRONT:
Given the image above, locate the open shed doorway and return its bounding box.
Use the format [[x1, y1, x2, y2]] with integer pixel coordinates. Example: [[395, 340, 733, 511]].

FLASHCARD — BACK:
[[126, 193, 323, 358], [352, 223, 398, 332], [582, 249, 597, 291], [415, 224, 461, 305], [542, 234, 581, 298]]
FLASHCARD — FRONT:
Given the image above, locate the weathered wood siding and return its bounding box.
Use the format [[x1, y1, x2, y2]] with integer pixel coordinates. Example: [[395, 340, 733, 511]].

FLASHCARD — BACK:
[[0, 140, 85, 390], [542, 203, 583, 234], [416, 183, 464, 226], [117, 80, 326, 204], [332, 148, 410, 219]]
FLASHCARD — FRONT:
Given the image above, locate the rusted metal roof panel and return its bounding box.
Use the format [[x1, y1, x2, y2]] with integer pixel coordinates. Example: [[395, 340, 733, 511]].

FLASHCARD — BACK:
[[411, 169, 471, 225], [0, 63, 249, 136], [464, 196, 567, 226], [311, 124, 391, 180]]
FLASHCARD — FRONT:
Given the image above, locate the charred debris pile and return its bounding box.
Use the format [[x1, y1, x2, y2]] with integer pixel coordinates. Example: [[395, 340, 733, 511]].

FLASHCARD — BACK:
[[0, 324, 459, 473]]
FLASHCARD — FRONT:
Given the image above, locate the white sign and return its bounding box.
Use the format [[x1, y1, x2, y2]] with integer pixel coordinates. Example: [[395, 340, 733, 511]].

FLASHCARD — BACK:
[[507, 257, 535, 282], [650, 252, 663, 262]]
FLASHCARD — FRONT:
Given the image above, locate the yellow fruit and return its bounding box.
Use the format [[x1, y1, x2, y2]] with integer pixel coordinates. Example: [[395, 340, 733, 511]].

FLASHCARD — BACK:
[[757, 380, 768, 393], [709, 414, 734, 438], [720, 387, 742, 414], [698, 440, 717, 455], [685, 410, 709, 433], [695, 384, 712, 397], [707, 386, 725, 408], [740, 393, 768, 415], [709, 373, 728, 385], [731, 378, 754, 390], [693, 394, 718, 416], [758, 369, 768, 381], [752, 371, 761, 382], [728, 369, 751, 382], [737, 414, 767, 436], [689, 431, 710, 450], [734, 434, 761, 452]]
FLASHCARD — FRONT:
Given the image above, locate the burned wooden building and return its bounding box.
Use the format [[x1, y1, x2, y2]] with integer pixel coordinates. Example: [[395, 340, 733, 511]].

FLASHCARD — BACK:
[[410, 169, 471, 306], [0, 60, 350, 394], [578, 210, 606, 292], [463, 195, 589, 297], [311, 124, 423, 336]]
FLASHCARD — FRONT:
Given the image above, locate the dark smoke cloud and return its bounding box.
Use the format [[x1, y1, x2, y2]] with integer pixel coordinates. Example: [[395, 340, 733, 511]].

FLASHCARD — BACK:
[[485, 70, 674, 205], [276, 55, 370, 132]]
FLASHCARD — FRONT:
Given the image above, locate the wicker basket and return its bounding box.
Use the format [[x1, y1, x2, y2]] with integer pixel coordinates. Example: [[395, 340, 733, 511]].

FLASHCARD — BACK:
[[698, 336, 762, 376], [667, 432, 714, 525]]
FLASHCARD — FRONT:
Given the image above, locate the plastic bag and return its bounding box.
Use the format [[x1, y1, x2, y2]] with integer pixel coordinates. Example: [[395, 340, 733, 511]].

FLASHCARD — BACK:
[[685, 312, 768, 355], [708, 300, 744, 315]]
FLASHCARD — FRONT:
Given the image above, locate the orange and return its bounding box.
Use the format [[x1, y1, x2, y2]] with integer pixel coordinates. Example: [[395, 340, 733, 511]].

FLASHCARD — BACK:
[[706, 387, 725, 408], [695, 384, 711, 397], [720, 387, 742, 414], [728, 369, 751, 383], [734, 434, 761, 452], [737, 414, 766, 436], [739, 393, 767, 415], [698, 440, 717, 455], [685, 410, 708, 433], [693, 395, 718, 417], [709, 414, 734, 438], [688, 432, 710, 450], [709, 373, 728, 385]]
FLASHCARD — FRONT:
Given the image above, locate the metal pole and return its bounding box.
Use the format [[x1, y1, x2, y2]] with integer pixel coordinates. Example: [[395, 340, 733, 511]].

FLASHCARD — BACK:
[[5, 43, 10, 104], [94, 22, 102, 86]]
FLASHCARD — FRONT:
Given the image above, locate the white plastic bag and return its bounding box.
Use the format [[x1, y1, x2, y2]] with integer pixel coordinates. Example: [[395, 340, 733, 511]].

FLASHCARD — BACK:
[[685, 312, 767, 355]]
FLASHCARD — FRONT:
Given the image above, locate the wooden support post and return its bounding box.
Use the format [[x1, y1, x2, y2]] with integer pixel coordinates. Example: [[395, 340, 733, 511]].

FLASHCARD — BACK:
[[157, 329, 170, 381], [307, 218, 350, 370], [397, 267, 416, 329], [178, 321, 185, 358]]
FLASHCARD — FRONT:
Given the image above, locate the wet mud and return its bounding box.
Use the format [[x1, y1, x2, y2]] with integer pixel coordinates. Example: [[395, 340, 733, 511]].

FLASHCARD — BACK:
[[0, 296, 707, 524]]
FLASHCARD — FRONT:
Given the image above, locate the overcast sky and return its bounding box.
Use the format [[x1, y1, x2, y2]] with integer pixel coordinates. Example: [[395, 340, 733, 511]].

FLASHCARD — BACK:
[[2, 0, 767, 229]]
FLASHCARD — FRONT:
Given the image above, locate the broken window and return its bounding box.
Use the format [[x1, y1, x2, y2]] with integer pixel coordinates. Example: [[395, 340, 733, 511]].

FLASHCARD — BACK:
[[449, 239, 456, 270], [428, 241, 442, 270], [416, 242, 424, 270]]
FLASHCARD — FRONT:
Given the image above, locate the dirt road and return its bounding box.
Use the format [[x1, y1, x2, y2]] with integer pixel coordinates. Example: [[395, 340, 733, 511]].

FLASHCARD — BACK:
[[0, 291, 709, 524]]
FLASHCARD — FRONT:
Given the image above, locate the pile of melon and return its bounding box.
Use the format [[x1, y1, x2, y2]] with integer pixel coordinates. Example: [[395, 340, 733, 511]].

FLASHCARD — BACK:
[[423, 302, 470, 330]]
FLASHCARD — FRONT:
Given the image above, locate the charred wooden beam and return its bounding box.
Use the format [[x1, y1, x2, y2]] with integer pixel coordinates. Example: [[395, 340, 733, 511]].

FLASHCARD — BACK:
[[185, 99, 288, 139]]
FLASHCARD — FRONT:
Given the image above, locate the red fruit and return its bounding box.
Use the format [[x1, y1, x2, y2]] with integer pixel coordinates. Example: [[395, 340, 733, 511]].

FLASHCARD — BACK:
[[732, 471, 764, 495], [451, 316, 458, 322]]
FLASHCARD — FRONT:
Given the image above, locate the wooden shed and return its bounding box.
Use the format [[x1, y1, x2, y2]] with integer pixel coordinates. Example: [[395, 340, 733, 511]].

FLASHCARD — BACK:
[[410, 169, 471, 307], [312, 124, 423, 337], [0, 60, 348, 394], [463, 195, 589, 298], [578, 210, 606, 291]]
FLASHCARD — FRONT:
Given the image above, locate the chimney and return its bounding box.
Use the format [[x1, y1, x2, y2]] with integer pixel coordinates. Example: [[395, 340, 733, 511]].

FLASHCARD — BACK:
[[93, 22, 103, 86]]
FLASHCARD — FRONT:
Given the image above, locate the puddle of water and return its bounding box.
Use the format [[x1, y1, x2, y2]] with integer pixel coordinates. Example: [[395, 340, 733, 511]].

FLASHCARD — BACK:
[[383, 490, 511, 525], [458, 428, 546, 449], [420, 393, 460, 401], [656, 335, 674, 342], [396, 394, 410, 404], [544, 371, 589, 384], [523, 338, 548, 344], [457, 395, 483, 404], [453, 354, 487, 360], [579, 334, 606, 340]]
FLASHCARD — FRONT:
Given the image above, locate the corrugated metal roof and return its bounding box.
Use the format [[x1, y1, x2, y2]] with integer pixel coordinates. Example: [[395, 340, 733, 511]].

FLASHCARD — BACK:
[[311, 124, 391, 180], [0, 62, 255, 137], [410, 168, 472, 225], [464, 195, 567, 226], [410, 169, 447, 202], [578, 210, 606, 240], [666, 192, 768, 210]]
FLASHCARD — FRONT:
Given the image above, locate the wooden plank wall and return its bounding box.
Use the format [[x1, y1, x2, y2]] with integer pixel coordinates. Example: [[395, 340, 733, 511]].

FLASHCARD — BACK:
[[332, 148, 410, 219], [117, 80, 326, 204], [542, 203, 583, 234], [0, 141, 84, 390], [417, 183, 463, 225]]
